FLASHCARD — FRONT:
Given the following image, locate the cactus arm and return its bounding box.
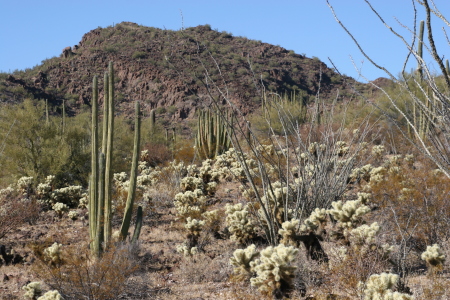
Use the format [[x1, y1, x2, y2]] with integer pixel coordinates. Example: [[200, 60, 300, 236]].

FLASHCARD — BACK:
[[90, 76, 99, 253], [120, 101, 141, 240], [104, 61, 115, 244]]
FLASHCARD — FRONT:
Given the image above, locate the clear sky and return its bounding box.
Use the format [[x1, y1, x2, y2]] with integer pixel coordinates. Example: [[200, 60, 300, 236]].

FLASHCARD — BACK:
[[1, 0, 449, 82]]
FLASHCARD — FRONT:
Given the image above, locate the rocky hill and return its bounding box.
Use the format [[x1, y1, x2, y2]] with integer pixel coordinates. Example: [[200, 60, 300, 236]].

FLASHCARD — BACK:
[[0, 22, 367, 120]]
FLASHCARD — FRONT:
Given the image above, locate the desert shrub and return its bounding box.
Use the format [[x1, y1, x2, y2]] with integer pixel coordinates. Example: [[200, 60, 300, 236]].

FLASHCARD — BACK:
[[33, 243, 138, 300], [0, 191, 41, 240]]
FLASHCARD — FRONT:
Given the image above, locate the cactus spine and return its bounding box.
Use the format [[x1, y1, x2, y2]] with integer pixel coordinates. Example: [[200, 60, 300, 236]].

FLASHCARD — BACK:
[[195, 109, 231, 159]]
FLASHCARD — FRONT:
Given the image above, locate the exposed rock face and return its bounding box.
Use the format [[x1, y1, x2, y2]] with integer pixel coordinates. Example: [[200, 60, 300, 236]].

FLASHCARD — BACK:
[[0, 22, 367, 120], [62, 46, 73, 59]]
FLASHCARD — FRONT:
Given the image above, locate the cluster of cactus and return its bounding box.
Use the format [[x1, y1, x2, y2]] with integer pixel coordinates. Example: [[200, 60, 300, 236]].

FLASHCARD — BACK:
[[195, 109, 231, 159], [358, 273, 413, 300], [89, 62, 143, 256]]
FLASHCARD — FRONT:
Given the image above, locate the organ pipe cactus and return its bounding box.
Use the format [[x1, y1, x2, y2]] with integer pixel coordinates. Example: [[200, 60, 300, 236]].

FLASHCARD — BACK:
[[119, 100, 141, 240], [90, 62, 143, 256], [195, 109, 231, 159]]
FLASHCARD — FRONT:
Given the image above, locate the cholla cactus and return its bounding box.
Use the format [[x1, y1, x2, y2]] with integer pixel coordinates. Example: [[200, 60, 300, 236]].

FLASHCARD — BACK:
[[358, 273, 413, 300], [51, 185, 83, 207], [67, 210, 78, 220], [346, 222, 380, 250], [229, 244, 259, 281], [250, 244, 299, 296], [174, 189, 206, 220], [52, 202, 69, 218], [349, 164, 373, 183], [371, 145, 385, 158], [43, 242, 63, 265], [185, 217, 205, 236], [22, 281, 42, 299], [300, 208, 328, 232], [36, 175, 55, 200], [77, 192, 89, 209], [328, 199, 370, 228], [357, 192, 371, 204], [176, 243, 198, 257], [17, 176, 33, 195], [0, 185, 14, 199], [421, 244, 445, 268], [202, 209, 221, 233], [180, 176, 204, 192], [279, 219, 300, 246], [369, 166, 386, 184], [37, 290, 64, 300], [225, 203, 255, 244], [336, 141, 349, 156]]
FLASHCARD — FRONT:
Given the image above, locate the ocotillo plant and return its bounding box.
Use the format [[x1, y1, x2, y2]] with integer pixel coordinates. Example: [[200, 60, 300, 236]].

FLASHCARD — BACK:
[[90, 62, 142, 256], [195, 109, 231, 159]]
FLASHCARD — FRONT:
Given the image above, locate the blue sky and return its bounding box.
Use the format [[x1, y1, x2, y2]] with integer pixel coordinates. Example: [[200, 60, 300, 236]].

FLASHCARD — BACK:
[[1, 0, 449, 82]]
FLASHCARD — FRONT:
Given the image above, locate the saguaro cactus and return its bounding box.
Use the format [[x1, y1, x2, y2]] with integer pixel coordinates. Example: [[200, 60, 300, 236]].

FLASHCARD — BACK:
[[195, 109, 231, 159]]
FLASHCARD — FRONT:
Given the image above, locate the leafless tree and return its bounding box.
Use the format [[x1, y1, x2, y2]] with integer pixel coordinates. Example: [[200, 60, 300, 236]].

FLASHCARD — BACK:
[[327, 0, 450, 178]]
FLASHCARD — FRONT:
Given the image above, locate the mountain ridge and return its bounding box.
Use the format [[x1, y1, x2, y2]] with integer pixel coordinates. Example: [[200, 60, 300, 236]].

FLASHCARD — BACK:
[[0, 21, 370, 120]]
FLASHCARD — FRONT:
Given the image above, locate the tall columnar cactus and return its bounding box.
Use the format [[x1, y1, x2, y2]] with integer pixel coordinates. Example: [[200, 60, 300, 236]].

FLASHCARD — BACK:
[[90, 75, 99, 254], [195, 109, 231, 159], [119, 101, 141, 240], [90, 62, 143, 256], [149, 108, 156, 137], [104, 61, 115, 244], [413, 20, 436, 140]]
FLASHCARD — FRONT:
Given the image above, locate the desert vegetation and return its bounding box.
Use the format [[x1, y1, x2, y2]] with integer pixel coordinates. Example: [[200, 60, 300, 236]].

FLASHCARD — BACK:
[[1, 1, 450, 299]]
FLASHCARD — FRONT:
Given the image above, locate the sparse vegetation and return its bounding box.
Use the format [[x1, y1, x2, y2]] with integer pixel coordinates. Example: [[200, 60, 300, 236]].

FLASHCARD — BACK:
[[2, 3, 450, 299]]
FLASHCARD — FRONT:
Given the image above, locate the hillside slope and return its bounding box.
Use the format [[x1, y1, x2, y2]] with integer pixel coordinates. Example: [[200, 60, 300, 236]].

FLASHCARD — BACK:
[[0, 22, 367, 120]]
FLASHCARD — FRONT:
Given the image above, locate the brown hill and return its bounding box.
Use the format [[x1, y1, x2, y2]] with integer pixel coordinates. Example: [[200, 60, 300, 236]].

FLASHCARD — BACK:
[[0, 22, 367, 120]]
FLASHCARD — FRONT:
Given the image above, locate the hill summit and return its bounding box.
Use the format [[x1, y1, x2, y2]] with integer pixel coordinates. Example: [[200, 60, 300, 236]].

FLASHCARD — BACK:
[[0, 22, 364, 119]]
